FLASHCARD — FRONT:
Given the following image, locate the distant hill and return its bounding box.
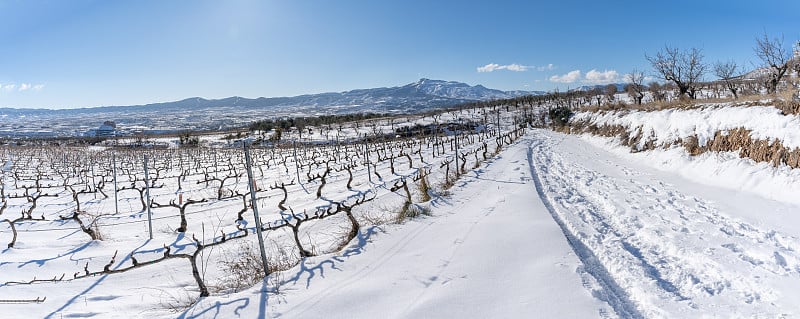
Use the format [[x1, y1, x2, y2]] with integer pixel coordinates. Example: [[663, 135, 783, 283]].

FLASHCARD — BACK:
[[0, 79, 544, 138], [569, 83, 628, 92]]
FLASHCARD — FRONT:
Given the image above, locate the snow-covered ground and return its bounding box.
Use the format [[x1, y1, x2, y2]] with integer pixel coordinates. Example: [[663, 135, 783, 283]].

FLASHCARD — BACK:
[[4, 106, 800, 318], [181, 129, 800, 318], [531, 130, 800, 318], [572, 104, 800, 205], [182, 131, 609, 318], [573, 104, 800, 149]]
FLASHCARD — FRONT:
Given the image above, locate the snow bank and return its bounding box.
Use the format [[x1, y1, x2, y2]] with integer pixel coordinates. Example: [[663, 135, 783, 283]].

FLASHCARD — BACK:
[[573, 105, 800, 149], [571, 103, 800, 205], [583, 135, 800, 206]]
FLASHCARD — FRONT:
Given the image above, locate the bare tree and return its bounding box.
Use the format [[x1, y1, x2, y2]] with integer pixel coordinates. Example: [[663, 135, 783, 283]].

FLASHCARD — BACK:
[[794, 41, 800, 74], [604, 84, 618, 103], [754, 33, 792, 94], [589, 87, 603, 106], [713, 60, 741, 99], [646, 46, 707, 99], [648, 81, 665, 102], [625, 70, 646, 105]]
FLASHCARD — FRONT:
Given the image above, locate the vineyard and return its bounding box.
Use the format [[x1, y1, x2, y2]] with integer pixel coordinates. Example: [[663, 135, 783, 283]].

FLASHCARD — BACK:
[[5, 96, 800, 318], [0, 105, 538, 318]]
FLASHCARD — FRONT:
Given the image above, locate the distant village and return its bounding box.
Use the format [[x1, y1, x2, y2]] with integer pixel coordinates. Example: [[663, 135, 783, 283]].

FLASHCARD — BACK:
[[85, 121, 117, 137]]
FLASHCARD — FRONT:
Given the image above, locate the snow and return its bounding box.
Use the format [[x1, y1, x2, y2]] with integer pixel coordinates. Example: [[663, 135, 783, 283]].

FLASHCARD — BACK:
[[574, 104, 800, 148], [573, 104, 800, 205], [182, 128, 800, 319], [3, 105, 800, 318], [182, 134, 607, 318], [583, 135, 800, 206], [530, 130, 800, 318]]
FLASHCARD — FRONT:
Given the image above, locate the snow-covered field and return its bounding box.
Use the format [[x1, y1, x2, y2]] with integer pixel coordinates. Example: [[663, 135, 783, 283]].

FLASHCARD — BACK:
[[3, 104, 800, 318]]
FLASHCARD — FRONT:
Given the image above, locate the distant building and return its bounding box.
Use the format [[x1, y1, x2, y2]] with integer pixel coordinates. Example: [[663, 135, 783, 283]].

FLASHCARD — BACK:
[[87, 121, 117, 137]]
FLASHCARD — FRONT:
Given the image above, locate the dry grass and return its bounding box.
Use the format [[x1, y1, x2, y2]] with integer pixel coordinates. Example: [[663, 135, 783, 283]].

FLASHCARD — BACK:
[[361, 205, 395, 226], [158, 287, 198, 313], [570, 120, 800, 169], [417, 172, 432, 202], [438, 170, 458, 191], [775, 85, 800, 115], [579, 93, 775, 113], [394, 203, 431, 224], [213, 240, 296, 294]]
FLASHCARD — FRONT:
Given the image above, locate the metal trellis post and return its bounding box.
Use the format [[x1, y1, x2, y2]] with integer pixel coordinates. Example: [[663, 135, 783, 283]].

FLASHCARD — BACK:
[[143, 155, 153, 240], [243, 144, 270, 278]]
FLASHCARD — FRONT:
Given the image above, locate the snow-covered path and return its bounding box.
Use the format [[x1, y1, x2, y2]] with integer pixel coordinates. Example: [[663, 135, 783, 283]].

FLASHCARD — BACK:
[[530, 129, 800, 318]]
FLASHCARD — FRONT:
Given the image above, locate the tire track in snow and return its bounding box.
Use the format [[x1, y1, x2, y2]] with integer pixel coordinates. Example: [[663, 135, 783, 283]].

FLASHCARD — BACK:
[[526, 138, 644, 319], [529, 130, 800, 317], [570, 157, 797, 302]]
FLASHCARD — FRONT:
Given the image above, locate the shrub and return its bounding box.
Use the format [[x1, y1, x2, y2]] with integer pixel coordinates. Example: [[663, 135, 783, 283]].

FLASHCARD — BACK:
[[214, 242, 264, 293], [395, 203, 431, 223], [548, 106, 574, 126], [417, 172, 432, 202], [214, 240, 295, 294]]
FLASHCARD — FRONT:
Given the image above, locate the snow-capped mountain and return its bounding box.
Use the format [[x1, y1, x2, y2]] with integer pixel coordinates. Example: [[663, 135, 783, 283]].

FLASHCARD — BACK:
[[569, 83, 628, 92], [406, 78, 527, 100], [740, 67, 772, 80], [0, 79, 544, 138]]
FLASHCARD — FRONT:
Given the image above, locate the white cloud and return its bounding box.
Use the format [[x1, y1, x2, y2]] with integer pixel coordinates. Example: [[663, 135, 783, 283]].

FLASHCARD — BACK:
[[477, 63, 500, 72], [477, 63, 530, 73], [537, 63, 556, 71], [504, 63, 528, 72], [477, 63, 556, 73], [0, 83, 45, 93], [583, 69, 619, 84], [549, 70, 581, 83], [623, 73, 634, 83]]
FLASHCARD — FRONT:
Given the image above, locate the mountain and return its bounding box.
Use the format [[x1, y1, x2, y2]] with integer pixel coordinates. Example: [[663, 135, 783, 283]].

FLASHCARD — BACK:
[[0, 79, 544, 138], [77, 78, 538, 113], [569, 83, 628, 92], [740, 67, 772, 80], [406, 78, 528, 100]]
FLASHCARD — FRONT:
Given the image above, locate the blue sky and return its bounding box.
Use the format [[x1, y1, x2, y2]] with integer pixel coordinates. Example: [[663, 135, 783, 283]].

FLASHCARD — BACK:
[[1, 0, 798, 109]]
